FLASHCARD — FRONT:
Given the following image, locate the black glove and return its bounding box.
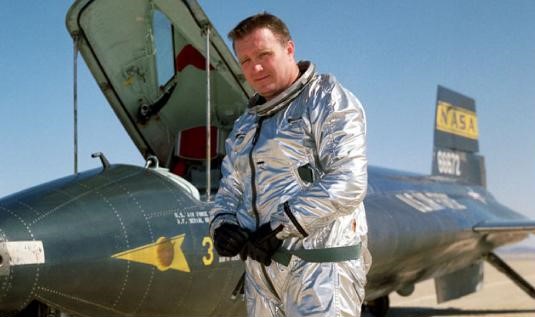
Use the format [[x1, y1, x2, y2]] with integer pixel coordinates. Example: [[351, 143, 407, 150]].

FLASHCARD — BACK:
[[240, 223, 283, 266], [213, 223, 249, 257]]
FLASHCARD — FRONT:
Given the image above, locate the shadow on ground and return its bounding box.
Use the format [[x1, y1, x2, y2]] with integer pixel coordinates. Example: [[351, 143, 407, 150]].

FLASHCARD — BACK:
[[363, 307, 535, 317]]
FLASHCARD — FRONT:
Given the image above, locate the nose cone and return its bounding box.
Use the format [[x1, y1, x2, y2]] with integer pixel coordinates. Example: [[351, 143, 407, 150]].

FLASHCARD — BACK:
[[0, 165, 149, 315], [0, 173, 80, 313]]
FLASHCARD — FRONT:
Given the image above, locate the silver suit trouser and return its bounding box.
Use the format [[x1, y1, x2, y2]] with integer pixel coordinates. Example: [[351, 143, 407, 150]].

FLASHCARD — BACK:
[[244, 245, 370, 317]]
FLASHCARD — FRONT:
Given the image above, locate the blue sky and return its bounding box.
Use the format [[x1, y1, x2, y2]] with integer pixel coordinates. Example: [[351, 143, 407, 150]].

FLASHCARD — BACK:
[[1, 1, 534, 228]]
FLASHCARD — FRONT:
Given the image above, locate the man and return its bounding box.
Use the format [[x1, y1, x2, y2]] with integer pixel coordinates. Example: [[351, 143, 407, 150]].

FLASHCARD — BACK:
[[209, 12, 371, 317]]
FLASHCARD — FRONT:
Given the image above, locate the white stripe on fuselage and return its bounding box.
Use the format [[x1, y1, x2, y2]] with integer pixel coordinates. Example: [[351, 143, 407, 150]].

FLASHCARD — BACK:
[[0, 241, 45, 265]]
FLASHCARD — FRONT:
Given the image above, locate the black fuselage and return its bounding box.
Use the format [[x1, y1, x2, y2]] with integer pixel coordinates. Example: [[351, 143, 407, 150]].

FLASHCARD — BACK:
[[0, 164, 528, 316]]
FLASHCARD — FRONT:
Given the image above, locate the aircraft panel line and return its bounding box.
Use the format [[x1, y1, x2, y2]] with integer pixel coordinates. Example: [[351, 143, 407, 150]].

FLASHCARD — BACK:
[[19, 266, 40, 312], [35, 286, 128, 316], [134, 266, 156, 314], [30, 171, 140, 226], [117, 183, 155, 241], [34, 294, 91, 317], [16, 201, 42, 217], [115, 182, 156, 313], [94, 189, 130, 309], [0, 206, 34, 240]]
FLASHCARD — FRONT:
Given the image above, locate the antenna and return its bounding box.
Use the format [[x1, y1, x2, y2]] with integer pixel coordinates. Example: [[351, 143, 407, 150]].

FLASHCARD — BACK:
[[73, 32, 79, 175], [204, 24, 212, 201]]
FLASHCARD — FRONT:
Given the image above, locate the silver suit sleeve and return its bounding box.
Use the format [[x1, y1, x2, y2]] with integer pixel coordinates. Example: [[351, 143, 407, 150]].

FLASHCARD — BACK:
[[209, 130, 243, 238]]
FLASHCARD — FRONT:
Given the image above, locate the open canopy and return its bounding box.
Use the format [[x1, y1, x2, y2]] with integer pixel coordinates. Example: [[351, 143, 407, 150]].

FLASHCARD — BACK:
[[66, 0, 251, 167]]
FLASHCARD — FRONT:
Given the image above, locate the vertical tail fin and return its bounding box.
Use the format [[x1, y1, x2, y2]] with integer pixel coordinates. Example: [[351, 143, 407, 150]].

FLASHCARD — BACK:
[[432, 86, 486, 187]]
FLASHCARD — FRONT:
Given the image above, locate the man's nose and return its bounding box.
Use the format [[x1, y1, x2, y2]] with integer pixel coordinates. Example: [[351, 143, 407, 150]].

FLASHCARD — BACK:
[[253, 63, 263, 72]]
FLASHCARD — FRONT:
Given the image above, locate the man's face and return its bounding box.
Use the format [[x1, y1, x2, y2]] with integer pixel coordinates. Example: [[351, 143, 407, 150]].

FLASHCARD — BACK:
[[234, 28, 297, 100]]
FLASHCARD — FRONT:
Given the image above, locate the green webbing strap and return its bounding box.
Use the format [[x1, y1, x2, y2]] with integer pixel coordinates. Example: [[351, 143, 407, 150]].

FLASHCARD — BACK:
[[272, 243, 361, 266]]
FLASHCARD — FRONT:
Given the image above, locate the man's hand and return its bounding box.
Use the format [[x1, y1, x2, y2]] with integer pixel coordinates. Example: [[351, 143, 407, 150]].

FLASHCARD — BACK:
[[240, 223, 283, 266], [213, 223, 249, 257]]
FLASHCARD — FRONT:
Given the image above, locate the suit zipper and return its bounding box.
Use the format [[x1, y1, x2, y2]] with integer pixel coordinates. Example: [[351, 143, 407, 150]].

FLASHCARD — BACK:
[[249, 116, 265, 229], [248, 116, 281, 301]]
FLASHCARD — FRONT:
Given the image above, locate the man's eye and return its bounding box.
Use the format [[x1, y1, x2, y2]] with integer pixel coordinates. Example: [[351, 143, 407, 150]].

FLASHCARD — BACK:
[[240, 59, 250, 65]]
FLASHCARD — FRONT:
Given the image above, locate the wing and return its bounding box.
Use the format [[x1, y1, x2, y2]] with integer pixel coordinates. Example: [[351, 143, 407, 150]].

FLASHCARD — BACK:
[[473, 220, 535, 233]]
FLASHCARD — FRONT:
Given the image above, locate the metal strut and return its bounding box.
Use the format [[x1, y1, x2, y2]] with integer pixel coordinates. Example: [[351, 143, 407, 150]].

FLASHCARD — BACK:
[[73, 32, 80, 175], [486, 252, 535, 299], [203, 24, 212, 201]]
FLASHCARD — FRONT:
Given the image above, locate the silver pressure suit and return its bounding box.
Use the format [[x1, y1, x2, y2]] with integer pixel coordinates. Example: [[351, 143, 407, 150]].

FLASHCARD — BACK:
[[210, 62, 371, 317]]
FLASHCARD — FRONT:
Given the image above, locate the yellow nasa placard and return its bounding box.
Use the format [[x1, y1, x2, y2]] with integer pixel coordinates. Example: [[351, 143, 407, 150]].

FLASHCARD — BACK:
[[436, 101, 478, 140]]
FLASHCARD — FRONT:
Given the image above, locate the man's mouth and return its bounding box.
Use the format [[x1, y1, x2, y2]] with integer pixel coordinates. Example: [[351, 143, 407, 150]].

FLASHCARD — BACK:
[[254, 75, 270, 82]]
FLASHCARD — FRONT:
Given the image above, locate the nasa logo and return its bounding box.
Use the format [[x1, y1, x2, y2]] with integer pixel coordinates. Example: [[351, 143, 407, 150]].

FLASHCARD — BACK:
[[436, 101, 478, 140]]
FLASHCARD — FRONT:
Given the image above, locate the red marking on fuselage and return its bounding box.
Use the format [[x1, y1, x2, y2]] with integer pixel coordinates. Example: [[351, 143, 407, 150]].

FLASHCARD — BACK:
[[175, 44, 214, 72]]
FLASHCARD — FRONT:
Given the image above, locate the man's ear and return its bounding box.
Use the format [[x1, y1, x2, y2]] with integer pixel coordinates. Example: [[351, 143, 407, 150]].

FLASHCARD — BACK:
[[286, 40, 295, 57]]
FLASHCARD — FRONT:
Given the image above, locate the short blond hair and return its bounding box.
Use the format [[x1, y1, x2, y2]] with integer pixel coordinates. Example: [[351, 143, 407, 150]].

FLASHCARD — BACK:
[[228, 12, 292, 47]]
